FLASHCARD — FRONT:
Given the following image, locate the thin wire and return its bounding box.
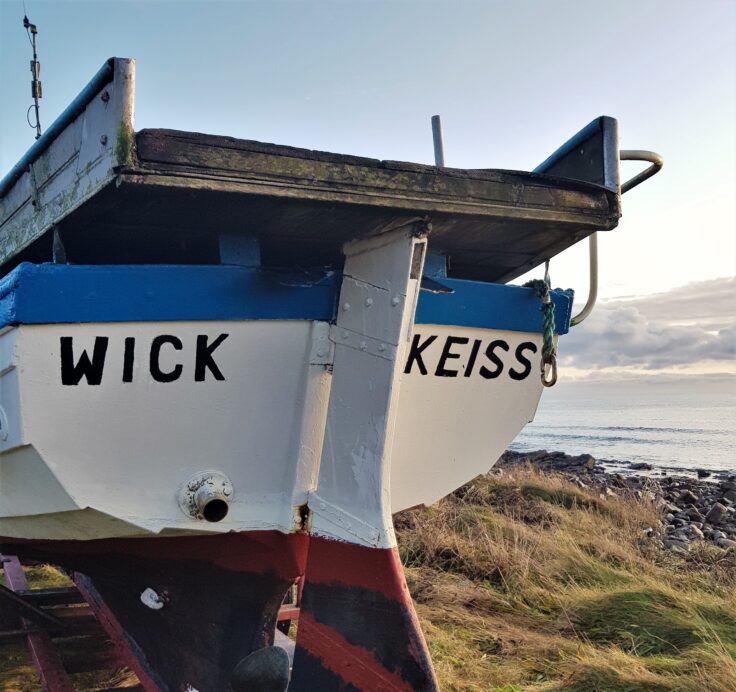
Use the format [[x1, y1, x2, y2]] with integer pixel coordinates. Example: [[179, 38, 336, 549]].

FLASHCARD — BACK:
[[22, 1, 34, 48]]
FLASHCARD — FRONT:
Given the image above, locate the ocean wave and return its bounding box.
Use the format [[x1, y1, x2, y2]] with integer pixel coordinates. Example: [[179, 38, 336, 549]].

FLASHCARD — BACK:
[[528, 424, 728, 436], [516, 431, 724, 446]]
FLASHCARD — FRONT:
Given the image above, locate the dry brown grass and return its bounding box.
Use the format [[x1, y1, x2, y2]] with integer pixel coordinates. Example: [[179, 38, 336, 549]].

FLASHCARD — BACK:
[[1, 467, 733, 690], [398, 466, 736, 691]]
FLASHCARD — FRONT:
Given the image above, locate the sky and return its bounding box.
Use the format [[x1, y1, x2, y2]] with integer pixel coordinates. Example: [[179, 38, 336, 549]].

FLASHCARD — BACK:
[[0, 0, 734, 380]]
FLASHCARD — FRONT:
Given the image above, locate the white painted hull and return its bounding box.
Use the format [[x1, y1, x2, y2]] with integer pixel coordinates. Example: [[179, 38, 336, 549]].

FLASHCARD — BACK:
[[0, 318, 546, 541]]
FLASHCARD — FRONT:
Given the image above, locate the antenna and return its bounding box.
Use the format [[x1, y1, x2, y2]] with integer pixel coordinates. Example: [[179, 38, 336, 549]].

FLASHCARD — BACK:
[[23, 11, 42, 139]]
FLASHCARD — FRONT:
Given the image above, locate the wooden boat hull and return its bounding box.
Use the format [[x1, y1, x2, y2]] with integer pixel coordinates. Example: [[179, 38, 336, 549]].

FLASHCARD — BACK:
[[0, 262, 571, 543], [0, 242, 572, 690]]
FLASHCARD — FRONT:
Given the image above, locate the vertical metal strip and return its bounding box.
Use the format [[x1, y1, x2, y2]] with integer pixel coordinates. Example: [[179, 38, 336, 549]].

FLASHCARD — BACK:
[[292, 225, 438, 690]]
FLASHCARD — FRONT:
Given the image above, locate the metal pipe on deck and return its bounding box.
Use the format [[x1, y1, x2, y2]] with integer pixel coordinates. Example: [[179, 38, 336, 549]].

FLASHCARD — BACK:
[[431, 115, 445, 167]]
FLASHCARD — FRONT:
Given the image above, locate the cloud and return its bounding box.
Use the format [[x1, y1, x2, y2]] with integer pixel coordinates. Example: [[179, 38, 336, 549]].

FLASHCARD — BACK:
[[611, 277, 736, 330], [558, 276, 736, 371]]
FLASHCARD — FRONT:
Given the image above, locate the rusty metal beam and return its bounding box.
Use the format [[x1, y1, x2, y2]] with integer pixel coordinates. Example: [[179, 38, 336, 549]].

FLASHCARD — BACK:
[[0, 554, 74, 692]]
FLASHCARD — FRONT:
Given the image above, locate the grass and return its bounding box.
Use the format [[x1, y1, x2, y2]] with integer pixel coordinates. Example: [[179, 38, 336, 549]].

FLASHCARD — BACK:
[[397, 466, 736, 691], [1, 467, 734, 690]]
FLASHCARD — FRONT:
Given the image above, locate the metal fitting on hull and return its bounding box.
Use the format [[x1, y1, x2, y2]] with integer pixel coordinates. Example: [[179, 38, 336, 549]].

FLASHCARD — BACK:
[[178, 471, 233, 522]]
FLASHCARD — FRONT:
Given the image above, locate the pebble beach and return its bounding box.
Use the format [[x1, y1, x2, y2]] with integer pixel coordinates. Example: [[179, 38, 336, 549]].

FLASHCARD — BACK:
[[496, 449, 736, 552]]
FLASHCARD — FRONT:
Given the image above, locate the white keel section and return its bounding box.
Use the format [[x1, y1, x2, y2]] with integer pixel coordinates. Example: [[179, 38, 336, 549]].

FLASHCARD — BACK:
[[309, 228, 426, 549], [0, 320, 331, 540]]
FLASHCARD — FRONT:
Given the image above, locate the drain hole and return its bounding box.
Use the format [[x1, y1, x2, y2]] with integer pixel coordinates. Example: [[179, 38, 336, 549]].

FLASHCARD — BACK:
[[203, 499, 229, 523]]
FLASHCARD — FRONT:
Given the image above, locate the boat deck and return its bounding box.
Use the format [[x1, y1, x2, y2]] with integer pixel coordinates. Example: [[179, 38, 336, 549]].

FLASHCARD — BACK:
[[0, 58, 621, 283]]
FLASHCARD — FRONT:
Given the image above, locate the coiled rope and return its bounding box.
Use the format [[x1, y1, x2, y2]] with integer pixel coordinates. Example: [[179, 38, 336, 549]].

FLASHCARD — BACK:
[[523, 261, 557, 387]]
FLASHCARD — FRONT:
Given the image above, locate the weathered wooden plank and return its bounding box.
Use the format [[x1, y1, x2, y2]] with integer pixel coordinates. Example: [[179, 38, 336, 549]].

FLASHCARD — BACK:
[[135, 129, 615, 220], [0, 58, 134, 268]]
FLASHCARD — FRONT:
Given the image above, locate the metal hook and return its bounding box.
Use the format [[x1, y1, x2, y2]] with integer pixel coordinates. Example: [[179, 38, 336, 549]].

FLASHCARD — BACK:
[[541, 354, 557, 388]]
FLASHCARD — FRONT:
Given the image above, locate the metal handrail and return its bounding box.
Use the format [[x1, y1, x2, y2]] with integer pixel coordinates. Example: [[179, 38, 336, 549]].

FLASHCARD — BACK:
[[570, 149, 663, 326], [570, 232, 599, 327], [620, 149, 664, 193]]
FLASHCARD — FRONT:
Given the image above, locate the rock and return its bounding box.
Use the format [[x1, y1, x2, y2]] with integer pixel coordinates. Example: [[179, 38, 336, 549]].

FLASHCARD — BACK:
[[716, 538, 736, 550], [663, 538, 690, 553], [688, 525, 705, 540], [680, 490, 699, 504], [697, 469, 711, 479], [575, 454, 596, 470], [685, 507, 705, 522], [722, 489, 736, 503], [630, 462, 653, 471], [230, 646, 290, 692], [705, 503, 729, 525]]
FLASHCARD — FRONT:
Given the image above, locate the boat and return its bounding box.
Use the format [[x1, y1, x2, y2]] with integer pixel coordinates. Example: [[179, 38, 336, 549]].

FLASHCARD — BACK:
[[0, 58, 661, 691]]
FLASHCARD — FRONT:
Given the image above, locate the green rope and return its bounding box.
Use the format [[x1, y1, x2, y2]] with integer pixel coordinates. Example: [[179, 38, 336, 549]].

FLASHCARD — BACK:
[[523, 278, 556, 361]]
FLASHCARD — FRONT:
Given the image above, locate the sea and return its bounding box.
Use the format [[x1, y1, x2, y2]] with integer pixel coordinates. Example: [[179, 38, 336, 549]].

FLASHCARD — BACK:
[[510, 377, 736, 474]]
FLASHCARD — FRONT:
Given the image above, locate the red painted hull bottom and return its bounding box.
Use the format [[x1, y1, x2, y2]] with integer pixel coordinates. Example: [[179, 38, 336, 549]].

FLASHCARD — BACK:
[[0, 532, 438, 691]]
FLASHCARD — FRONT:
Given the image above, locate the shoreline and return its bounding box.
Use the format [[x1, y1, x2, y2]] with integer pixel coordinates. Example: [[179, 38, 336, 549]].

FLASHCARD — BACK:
[[495, 449, 736, 552]]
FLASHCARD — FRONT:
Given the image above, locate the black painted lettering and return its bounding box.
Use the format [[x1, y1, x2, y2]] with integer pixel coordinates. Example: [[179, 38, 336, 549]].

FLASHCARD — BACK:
[[509, 342, 537, 381], [122, 337, 135, 383], [464, 339, 482, 377], [404, 334, 437, 375], [150, 335, 183, 383], [479, 340, 509, 379], [195, 333, 229, 381], [435, 336, 469, 377], [60, 337, 109, 386]]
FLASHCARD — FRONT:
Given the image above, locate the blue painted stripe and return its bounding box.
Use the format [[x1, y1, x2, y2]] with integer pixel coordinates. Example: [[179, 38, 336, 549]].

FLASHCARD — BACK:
[[0, 263, 339, 325], [0, 263, 573, 334], [417, 277, 573, 336]]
